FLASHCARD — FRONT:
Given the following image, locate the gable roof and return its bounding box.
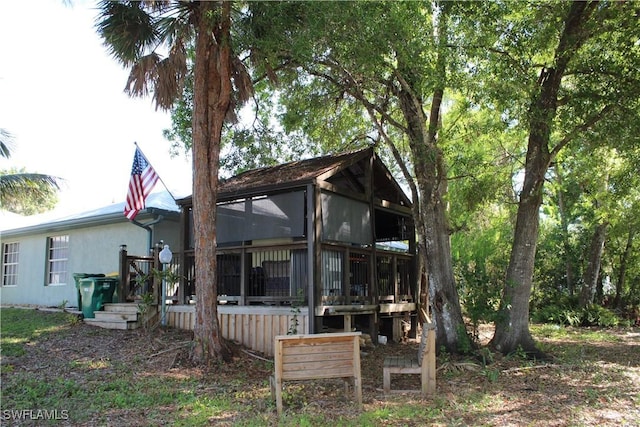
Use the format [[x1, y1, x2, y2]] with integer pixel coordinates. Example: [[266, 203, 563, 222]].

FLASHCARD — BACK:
[[179, 148, 411, 207], [1, 191, 180, 237]]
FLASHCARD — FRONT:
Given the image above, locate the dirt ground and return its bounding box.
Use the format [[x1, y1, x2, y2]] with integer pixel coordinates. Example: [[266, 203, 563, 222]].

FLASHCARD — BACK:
[[2, 312, 639, 426]]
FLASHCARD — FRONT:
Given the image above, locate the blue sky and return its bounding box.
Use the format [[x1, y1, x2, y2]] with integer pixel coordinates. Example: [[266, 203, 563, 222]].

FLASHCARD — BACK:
[[0, 0, 193, 218]]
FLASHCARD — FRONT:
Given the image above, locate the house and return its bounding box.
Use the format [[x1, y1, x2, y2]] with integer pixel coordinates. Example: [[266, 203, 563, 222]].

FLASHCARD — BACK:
[[0, 192, 181, 308], [2, 148, 418, 356], [165, 148, 418, 354]]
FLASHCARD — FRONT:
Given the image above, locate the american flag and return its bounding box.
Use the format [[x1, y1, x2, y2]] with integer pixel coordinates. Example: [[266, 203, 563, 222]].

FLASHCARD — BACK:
[[124, 147, 159, 220]]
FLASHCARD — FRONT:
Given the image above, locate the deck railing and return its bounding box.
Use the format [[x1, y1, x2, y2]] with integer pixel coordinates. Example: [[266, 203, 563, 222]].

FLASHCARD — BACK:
[[120, 243, 414, 307]]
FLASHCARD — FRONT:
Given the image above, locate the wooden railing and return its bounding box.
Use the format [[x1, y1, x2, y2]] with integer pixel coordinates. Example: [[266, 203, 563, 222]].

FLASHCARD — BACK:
[[118, 245, 161, 303]]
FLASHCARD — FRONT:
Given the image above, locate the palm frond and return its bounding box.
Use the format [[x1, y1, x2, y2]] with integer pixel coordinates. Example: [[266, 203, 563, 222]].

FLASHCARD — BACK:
[[0, 129, 13, 159], [0, 173, 61, 193], [125, 53, 161, 97], [153, 42, 188, 110], [232, 56, 254, 106], [95, 1, 160, 67]]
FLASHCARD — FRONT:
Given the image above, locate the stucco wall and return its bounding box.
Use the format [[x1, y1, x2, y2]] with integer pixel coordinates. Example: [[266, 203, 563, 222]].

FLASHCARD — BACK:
[[1, 220, 179, 308]]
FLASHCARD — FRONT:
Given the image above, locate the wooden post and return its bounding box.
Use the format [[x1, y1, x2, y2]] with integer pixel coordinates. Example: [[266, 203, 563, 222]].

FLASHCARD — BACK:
[[422, 322, 436, 396], [274, 336, 284, 415], [152, 243, 161, 304], [118, 245, 128, 303]]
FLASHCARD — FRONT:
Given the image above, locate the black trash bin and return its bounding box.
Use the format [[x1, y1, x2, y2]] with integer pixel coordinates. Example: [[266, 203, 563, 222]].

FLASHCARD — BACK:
[[73, 273, 104, 309]]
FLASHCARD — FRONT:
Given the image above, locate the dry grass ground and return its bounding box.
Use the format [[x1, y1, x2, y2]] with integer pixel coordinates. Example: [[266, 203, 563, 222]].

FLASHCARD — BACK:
[[1, 308, 638, 426]]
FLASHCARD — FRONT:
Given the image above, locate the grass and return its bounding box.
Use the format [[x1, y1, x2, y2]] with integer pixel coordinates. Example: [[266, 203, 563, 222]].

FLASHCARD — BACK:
[[1, 308, 638, 426], [0, 308, 72, 357]]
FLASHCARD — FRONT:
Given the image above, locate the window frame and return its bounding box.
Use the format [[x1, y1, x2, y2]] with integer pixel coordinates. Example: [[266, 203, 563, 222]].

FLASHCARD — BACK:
[[2, 242, 20, 287], [46, 235, 69, 286]]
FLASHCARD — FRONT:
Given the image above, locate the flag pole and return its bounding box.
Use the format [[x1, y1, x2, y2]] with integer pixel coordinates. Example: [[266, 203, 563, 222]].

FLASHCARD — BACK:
[[133, 141, 178, 201]]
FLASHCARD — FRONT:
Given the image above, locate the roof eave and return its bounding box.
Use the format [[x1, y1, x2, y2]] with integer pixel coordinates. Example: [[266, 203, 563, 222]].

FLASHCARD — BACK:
[[1, 209, 179, 238]]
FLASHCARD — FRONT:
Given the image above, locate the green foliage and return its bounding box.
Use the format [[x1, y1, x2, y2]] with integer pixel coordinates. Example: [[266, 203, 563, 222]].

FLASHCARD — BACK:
[[136, 292, 156, 331], [456, 324, 474, 354], [531, 300, 623, 327], [452, 205, 513, 329], [155, 1, 640, 352], [0, 309, 70, 357], [0, 167, 60, 215], [510, 345, 528, 361], [531, 303, 582, 327], [582, 304, 620, 327], [1, 130, 61, 214], [287, 289, 305, 335], [481, 367, 500, 383]]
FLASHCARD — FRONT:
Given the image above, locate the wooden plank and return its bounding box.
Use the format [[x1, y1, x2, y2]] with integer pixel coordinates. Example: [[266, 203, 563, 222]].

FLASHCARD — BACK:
[[281, 357, 355, 369], [274, 339, 284, 415], [352, 330, 363, 406], [243, 313, 250, 349], [264, 314, 273, 355], [282, 341, 353, 355], [252, 314, 259, 353], [423, 323, 436, 395], [282, 368, 356, 381], [281, 352, 353, 365], [228, 313, 236, 343]]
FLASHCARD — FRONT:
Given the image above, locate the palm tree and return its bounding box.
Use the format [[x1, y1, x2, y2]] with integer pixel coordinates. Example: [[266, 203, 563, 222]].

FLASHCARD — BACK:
[[0, 129, 61, 214], [96, 1, 253, 363]]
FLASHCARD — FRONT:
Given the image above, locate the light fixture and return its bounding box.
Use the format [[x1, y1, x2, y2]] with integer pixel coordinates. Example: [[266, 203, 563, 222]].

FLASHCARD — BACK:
[[159, 245, 172, 326]]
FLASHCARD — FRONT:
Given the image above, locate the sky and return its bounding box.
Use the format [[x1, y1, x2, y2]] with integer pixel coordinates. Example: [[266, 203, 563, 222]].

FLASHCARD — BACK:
[[0, 0, 193, 221]]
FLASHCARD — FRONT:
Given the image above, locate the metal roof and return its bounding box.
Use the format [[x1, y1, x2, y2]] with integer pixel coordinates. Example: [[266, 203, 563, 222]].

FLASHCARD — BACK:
[[1, 191, 179, 237]]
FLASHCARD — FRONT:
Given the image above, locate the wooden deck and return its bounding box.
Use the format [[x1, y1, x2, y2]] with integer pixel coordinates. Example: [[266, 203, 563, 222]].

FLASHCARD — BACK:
[[164, 305, 310, 357]]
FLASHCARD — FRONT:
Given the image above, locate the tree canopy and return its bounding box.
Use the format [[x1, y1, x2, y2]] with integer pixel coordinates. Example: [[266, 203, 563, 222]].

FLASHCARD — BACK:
[[115, 1, 639, 357], [0, 129, 60, 215]]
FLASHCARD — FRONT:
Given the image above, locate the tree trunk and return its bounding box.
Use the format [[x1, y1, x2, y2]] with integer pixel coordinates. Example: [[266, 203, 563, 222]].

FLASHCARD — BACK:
[[396, 15, 467, 351], [492, 1, 596, 357], [399, 4, 466, 353], [578, 222, 608, 308], [191, 1, 233, 364], [492, 149, 546, 356], [614, 230, 634, 308]]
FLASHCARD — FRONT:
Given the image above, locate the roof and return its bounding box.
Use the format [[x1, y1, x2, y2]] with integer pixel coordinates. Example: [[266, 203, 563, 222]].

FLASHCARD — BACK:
[[1, 191, 180, 237], [178, 148, 411, 207]]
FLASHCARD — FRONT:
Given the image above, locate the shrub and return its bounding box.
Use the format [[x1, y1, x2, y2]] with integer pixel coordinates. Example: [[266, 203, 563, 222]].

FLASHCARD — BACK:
[[581, 304, 620, 327], [531, 304, 581, 326]]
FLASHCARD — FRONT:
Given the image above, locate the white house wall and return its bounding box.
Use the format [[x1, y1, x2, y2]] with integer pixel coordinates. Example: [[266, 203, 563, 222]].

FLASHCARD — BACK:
[[1, 221, 179, 308]]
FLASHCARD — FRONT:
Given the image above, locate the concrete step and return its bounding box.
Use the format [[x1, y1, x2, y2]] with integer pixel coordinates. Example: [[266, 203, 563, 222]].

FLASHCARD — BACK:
[[93, 311, 139, 322], [83, 304, 160, 330], [103, 303, 143, 314], [84, 318, 139, 330]]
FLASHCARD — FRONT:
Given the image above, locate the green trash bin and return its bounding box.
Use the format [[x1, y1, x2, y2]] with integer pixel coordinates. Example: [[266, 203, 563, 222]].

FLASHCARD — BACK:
[[96, 277, 119, 304], [73, 273, 105, 309], [79, 277, 108, 318]]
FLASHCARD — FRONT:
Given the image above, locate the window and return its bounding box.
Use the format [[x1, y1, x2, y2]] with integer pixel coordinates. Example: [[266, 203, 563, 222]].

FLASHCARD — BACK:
[[2, 242, 19, 286], [47, 235, 69, 285], [321, 192, 372, 245]]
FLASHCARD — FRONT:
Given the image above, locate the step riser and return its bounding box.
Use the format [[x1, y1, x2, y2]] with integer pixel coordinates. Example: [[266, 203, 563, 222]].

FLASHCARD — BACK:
[[93, 312, 138, 322], [84, 319, 137, 330], [84, 303, 158, 330], [103, 303, 142, 314]]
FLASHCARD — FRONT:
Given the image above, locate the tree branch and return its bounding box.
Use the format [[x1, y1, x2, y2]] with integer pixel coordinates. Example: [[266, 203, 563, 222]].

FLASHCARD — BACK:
[[550, 104, 614, 158]]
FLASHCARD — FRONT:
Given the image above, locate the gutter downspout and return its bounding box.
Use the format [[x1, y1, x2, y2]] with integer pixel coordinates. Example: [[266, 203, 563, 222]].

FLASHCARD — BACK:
[[131, 215, 165, 251]]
